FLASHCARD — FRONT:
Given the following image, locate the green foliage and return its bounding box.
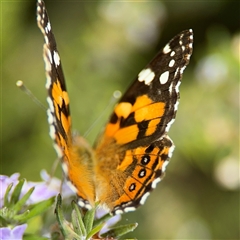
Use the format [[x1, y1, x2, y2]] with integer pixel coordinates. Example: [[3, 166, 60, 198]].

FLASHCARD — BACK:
[[53, 195, 137, 239], [0, 179, 54, 226], [0, 180, 137, 239]]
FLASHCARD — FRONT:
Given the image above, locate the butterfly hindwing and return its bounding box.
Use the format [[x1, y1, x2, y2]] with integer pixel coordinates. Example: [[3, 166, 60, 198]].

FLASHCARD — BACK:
[[111, 136, 174, 214]]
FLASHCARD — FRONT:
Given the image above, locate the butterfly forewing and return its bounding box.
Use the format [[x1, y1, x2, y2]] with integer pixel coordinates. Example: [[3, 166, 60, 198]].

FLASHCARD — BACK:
[[37, 0, 95, 209], [37, 0, 70, 148], [104, 30, 193, 149]]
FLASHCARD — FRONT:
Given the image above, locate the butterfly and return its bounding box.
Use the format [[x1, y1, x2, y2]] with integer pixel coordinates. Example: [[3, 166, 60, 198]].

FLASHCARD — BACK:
[[36, 0, 193, 215]]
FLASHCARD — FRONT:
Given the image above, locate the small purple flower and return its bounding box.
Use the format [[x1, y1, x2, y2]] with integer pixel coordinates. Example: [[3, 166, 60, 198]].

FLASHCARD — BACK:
[[0, 171, 75, 208], [27, 170, 75, 203], [0, 173, 20, 208], [25, 171, 61, 204], [39, 170, 75, 199], [0, 224, 27, 240]]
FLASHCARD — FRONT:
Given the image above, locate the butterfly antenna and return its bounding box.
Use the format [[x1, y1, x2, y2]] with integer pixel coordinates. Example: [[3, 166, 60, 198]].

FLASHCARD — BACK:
[[84, 90, 122, 138], [16, 80, 47, 111]]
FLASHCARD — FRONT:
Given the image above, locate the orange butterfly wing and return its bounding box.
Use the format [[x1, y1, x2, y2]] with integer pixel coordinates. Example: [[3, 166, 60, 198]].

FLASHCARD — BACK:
[[94, 29, 193, 214], [37, 0, 95, 209]]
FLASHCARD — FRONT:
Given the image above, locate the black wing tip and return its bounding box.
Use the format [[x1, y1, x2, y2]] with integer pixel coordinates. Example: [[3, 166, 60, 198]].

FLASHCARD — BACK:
[[36, 0, 45, 11], [36, 0, 51, 36], [179, 28, 193, 37]]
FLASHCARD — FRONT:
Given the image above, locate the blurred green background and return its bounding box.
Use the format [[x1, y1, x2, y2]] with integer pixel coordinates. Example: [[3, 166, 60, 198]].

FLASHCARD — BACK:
[[2, 0, 239, 239]]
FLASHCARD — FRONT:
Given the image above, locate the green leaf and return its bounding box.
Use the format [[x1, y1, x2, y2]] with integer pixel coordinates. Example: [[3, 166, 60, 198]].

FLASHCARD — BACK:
[[10, 179, 25, 205], [71, 209, 82, 236], [71, 201, 86, 237], [0, 214, 8, 227], [13, 209, 30, 222], [14, 196, 55, 223], [100, 223, 138, 238], [55, 194, 67, 237], [3, 183, 13, 207], [12, 187, 35, 213], [83, 207, 95, 235], [86, 222, 104, 239], [54, 194, 80, 240]]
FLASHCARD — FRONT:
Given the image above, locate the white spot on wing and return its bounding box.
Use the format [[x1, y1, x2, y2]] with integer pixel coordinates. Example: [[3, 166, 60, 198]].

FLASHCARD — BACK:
[[169, 82, 173, 94], [78, 199, 92, 210], [115, 209, 123, 215], [85, 203, 92, 210], [162, 160, 169, 172], [159, 71, 169, 84], [37, 15, 41, 23], [170, 51, 175, 57], [174, 100, 179, 111], [180, 66, 186, 74], [165, 118, 175, 132], [53, 143, 63, 158], [163, 43, 171, 54], [138, 68, 155, 85], [43, 46, 52, 75], [45, 76, 51, 89], [169, 59, 175, 67], [37, 5, 41, 14], [186, 54, 191, 60], [47, 109, 53, 124], [49, 124, 56, 140], [152, 178, 161, 189], [140, 192, 150, 205], [45, 22, 51, 33], [44, 35, 49, 45], [168, 144, 175, 158], [47, 96, 54, 112], [53, 51, 60, 66], [124, 206, 136, 212], [175, 80, 181, 93], [174, 67, 179, 78]]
